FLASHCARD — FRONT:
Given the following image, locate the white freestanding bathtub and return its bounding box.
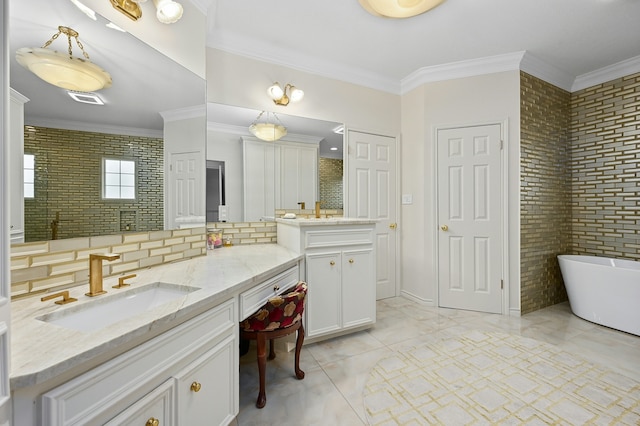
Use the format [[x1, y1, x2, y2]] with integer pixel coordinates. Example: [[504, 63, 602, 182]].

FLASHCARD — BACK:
[[558, 255, 640, 336]]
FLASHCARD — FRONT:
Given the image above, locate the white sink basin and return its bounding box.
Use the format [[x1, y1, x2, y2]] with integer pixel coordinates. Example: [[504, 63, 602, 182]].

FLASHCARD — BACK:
[[37, 282, 200, 332]]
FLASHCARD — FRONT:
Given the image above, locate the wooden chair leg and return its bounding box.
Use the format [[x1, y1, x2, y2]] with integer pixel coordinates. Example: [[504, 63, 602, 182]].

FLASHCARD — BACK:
[[255, 333, 267, 409], [268, 338, 276, 360], [294, 324, 305, 380]]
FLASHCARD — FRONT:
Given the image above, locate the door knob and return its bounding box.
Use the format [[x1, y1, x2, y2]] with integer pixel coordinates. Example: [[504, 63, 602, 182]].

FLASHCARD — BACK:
[[389, 223, 397, 229], [440, 225, 448, 231]]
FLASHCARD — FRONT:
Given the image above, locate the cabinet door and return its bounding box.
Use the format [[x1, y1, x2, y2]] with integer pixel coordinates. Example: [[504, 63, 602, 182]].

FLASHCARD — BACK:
[[104, 379, 174, 426], [305, 251, 341, 337], [243, 138, 275, 221], [176, 335, 237, 426], [341, 249, 375, 329]]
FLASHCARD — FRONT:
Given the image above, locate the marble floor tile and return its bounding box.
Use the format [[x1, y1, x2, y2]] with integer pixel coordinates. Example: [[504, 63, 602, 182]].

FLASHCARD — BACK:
[[235, 297, 640, 425]]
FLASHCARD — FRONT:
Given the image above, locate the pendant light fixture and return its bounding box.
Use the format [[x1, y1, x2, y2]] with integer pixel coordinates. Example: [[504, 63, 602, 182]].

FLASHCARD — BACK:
[[249, 111, 287, 142], [15, 26, 112, 92], [359, 0, 446, 18]]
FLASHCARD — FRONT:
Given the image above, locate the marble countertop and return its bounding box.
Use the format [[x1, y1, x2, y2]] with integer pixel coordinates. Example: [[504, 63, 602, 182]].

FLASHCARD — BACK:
[[10, 244, 302, 390], [276, 217, 378, 226]]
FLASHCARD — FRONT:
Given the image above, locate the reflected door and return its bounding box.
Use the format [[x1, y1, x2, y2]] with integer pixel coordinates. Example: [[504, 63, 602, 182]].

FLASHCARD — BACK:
[[169, 151, 203, 228], [347, 130, 398, 300], [437, 124, 502, 314]]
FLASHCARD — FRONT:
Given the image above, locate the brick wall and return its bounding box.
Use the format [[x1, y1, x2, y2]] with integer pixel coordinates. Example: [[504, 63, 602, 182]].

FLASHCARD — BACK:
[[570, 72, 640, 259], [206, 221, 277, 245], [520, 72, 572, 314], [23, 126, 163, 241], [319, 157, 344, 209]]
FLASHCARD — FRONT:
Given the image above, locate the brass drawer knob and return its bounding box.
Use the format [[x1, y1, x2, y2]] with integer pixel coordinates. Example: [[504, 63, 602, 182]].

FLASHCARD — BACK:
[[349, 259, 355, 264], [330, 260, 335, 266], [190, 381, 202, 392], [440, 225, 449, 231], [146, 418, 159, 426]]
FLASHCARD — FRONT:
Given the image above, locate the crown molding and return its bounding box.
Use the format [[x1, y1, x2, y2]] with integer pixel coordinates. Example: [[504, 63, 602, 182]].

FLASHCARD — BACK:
[[207, 36, 401, 94], [9, 88, 29, 104], [519, 53, 575, 92], [572, 55, 640, 92], [25, 117, 162, 138], [400, 51, 526, 94], [159, 104, 206, 122]]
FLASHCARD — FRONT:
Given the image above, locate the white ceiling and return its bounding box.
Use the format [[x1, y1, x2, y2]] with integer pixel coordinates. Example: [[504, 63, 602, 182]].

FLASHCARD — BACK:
[[10, 0, 640, 154], [9, 0, 204, 135], [205, 0, 640, 94]]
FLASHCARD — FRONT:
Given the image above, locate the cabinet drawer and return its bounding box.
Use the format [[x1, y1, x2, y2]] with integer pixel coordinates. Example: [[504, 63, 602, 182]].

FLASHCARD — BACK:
[[239, 266, 299, 321], [104, 379, 174, 426], [304, 228, 374, 249]]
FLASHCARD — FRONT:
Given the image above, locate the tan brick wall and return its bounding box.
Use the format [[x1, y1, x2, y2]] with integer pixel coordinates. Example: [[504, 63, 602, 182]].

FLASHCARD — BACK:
[[570, 72, 640, 260], [23, 126, 163, 241], [520, 72, 572, 314], [11, 228, 206, 298], [319, 157, 344, 209], [207, 221, 277, 245]]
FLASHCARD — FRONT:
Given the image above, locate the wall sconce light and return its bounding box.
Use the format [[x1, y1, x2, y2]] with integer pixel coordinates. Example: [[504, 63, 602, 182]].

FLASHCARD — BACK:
[[152, 0, 184, 23], [359, 0, 446, 18], [267, 82, 304, 106], [110, 0, 142, 21], [110, 0, 184, 24], [15, 26, 112, 92], [249, 111, 287, 142]]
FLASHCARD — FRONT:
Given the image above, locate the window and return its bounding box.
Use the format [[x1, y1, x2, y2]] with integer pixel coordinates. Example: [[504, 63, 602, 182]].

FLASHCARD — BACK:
[[103, 158, 136, 199], [24, 154, 35, 199]]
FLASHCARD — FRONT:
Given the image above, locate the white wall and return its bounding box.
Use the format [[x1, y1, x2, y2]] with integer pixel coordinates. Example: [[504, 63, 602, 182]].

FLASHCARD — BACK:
[[206, 48, 401, 134], [400, 71, 522, 314]]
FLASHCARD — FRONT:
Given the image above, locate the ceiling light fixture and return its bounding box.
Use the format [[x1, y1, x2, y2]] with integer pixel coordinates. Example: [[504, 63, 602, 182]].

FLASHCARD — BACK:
[[67, 91, 105, 105], [359, 0, 446, 18], [249, 111, 287, 142], [267, 82, 304, 106], [15, 26, 112, 92]]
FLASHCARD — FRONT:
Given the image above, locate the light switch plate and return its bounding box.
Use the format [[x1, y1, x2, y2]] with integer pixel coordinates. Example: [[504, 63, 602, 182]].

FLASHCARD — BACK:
[[402, 194, 413, 205]]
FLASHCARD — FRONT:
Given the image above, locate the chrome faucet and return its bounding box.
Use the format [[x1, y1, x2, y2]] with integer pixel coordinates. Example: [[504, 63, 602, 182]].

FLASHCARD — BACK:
[[87, 253, 120, 297]]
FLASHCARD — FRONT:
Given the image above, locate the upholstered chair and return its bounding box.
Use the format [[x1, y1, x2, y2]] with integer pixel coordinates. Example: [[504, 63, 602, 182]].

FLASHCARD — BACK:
[[240, 281, 307, 408]]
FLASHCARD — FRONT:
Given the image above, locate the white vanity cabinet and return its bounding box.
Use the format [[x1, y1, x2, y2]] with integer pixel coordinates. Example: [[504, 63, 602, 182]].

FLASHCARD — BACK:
[[277, 219, 376, 342], [38, 299, 238, 426]]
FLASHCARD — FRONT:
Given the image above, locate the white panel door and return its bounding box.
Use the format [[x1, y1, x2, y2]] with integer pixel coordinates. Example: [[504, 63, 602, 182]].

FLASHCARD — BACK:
[[347, 131, 398, 300], [437, 124, 502, 314], [169, 151, 204, 228]]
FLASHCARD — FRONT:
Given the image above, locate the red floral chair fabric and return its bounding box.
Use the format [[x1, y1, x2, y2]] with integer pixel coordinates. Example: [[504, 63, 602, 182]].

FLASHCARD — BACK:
[[239, 281, 308, 408], [240, 281, 307, 332]]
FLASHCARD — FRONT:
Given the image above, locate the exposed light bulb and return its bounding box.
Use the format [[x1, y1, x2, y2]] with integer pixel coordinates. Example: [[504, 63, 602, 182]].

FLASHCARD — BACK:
[[153, 0, 184, 24]]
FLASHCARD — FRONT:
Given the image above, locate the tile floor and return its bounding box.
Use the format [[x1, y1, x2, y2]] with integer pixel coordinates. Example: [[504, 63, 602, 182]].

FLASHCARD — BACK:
[[232, 298, 640, 425]]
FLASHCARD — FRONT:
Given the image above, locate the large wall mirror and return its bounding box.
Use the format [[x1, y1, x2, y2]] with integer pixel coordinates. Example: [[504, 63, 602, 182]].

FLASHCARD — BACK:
[[206, 103, 344, 222], [9, 0, 205, 243]]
